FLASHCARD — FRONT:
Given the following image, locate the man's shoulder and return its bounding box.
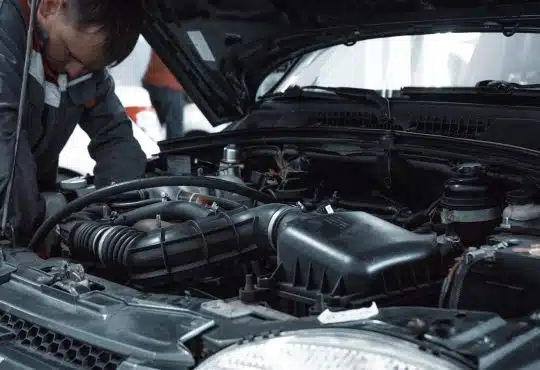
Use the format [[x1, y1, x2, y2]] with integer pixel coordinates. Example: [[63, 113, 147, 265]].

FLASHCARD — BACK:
[[0, 0, 26, 20], [0, 0, 27, 41], [62, 69, 113, 110]]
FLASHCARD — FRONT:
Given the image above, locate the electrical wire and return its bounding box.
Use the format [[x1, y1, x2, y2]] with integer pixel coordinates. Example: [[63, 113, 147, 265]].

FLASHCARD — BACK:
[[1, 0, 39, 239], [438, 262, 458, 307], [447, 258, 482, 309]]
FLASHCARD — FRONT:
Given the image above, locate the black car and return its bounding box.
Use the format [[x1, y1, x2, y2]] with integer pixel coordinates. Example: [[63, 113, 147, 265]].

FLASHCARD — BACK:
[[3, 0, 540, 369]]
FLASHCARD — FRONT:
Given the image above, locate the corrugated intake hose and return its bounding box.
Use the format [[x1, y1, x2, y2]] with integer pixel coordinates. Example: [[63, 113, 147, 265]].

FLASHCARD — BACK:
[[60, 204, 302, 287], [68, 223, 144, 265]]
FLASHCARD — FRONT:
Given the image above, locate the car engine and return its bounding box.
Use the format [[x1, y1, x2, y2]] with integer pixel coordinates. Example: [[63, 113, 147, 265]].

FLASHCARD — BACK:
[[3, 143, 540, 369]]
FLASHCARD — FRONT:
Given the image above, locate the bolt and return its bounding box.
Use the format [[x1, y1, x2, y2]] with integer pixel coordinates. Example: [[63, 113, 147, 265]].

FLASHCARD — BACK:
[[407, 318, 428, 336], [432, 319, 456, 338], [244, 274, 254, 291], [530, 312, 540, 323], [318, 293, 325, 309], [296, 201, 307, 212]]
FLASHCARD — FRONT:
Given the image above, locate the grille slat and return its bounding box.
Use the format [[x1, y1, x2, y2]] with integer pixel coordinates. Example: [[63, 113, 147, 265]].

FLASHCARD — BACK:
[[312, 110, 493, 139], [313, 111, 392, 129], [408, 116, 493, 138], [0, 311, 124, 370]]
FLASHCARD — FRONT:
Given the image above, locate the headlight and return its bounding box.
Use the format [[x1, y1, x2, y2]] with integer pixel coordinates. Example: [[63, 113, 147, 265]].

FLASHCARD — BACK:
[[195, 328, 465, 370]]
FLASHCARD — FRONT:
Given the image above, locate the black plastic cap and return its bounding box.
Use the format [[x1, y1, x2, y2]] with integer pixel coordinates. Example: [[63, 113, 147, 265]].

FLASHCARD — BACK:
[[506, 189, 534, 205]]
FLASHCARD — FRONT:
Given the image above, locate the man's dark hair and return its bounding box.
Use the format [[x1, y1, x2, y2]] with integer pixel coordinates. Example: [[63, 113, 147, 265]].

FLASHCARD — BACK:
[[66, 0, 144, 66]]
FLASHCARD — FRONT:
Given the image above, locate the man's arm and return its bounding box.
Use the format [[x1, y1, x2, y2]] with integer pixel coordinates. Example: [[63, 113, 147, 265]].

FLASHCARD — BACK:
[[0, 0, 44, 241], [79, 71, 147, 187]]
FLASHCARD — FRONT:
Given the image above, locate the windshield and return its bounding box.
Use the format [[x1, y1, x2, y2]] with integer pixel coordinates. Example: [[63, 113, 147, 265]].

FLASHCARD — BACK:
[[271, 32, 540, 94]]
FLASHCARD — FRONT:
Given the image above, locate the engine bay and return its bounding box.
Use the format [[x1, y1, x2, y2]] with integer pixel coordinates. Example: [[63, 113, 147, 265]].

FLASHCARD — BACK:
[[5, 139, 540, 369]]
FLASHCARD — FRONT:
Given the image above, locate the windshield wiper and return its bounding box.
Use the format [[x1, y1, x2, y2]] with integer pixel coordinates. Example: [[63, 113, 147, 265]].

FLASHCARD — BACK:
[[401, 80, 540, 97], [263, 85, 392, 120], [475, 80, 540, 89]]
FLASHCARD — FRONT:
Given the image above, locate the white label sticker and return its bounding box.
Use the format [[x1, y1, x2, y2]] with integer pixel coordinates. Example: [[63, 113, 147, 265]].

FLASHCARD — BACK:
[[187, 31, 216, 62], [318, 302, 379, 324], [324, 204, 334, 214]]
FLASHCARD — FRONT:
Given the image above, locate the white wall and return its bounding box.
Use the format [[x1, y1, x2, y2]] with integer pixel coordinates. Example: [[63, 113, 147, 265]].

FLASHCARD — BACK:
[[108, 36, 152, 87]]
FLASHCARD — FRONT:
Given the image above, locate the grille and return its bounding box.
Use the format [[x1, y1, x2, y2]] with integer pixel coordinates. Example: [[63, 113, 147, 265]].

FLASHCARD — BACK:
[[0, 311, 125, 370], [408, 115, 493, 138], [313, 111, 393, 129]]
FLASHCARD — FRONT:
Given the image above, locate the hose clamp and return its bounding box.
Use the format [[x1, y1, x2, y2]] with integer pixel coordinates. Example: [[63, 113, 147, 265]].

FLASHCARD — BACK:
[[267, 206, 292, 251], [441, 207, 500, 224]]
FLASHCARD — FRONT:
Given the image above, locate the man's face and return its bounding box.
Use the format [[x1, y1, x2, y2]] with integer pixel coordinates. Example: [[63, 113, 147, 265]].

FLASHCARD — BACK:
[[37, 0, 108, 78]]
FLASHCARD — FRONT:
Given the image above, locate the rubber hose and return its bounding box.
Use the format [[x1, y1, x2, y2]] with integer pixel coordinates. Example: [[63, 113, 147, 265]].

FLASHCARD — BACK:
[[396, 211, 429, 229], [103, 190, 149, 202], [29, 176, 277, 251], [447, 259, 481, 309], [109, 199, 162, 210], [438, 273, 453, 307], [112, 201, 213, 226], [332, 200, 426, 227], [336, 200, 399, 214], [493, 226, 540, 237]]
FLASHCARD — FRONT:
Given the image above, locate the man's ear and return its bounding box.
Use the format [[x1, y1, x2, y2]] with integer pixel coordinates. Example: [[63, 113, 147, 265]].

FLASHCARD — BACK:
[[37, 0, 65, 22]]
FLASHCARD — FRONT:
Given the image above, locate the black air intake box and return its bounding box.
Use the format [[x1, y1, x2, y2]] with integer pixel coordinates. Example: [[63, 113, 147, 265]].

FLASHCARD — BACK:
[[268, 212, 442, 310]]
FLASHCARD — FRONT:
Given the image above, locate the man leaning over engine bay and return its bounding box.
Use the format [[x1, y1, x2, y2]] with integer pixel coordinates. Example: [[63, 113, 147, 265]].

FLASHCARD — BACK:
[[0, 0, 147, 244]]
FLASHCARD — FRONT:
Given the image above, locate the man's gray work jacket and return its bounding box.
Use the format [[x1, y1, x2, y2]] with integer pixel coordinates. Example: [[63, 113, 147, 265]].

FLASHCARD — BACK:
[[0, 0, 147, 240]]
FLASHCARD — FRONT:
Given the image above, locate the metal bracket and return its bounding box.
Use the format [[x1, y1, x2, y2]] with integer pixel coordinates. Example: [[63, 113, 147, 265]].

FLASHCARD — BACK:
[[38, 261, 90, 295], [379, 133, 396, 189]]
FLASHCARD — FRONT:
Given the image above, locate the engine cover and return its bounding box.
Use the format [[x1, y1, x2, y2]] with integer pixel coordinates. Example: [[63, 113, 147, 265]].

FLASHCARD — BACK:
[[263, 211, 443, 310]]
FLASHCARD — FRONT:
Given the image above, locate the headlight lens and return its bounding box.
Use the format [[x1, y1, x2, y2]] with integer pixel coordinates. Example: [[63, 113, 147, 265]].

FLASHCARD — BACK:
[[195, 328, 465, 370]]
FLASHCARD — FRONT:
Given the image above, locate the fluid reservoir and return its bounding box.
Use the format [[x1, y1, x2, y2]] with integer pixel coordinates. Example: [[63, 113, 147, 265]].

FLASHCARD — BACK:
[[440, 163, 501, 246], [501, 189, 540, 228], [214, 144, 250, 204], [219, 144, 242, 174], [177, 144, 248, 206]]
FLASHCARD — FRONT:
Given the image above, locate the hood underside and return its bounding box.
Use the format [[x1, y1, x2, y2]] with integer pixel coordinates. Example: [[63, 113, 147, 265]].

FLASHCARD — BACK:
[[141, 0, 540, 125]]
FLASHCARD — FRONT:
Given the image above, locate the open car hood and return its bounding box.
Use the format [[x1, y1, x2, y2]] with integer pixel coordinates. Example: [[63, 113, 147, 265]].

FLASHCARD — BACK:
[[141, 0, 540, 125]]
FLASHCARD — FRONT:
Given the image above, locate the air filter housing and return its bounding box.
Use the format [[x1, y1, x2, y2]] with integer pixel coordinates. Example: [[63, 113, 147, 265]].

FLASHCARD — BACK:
[[258, 211, 442, 313]]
